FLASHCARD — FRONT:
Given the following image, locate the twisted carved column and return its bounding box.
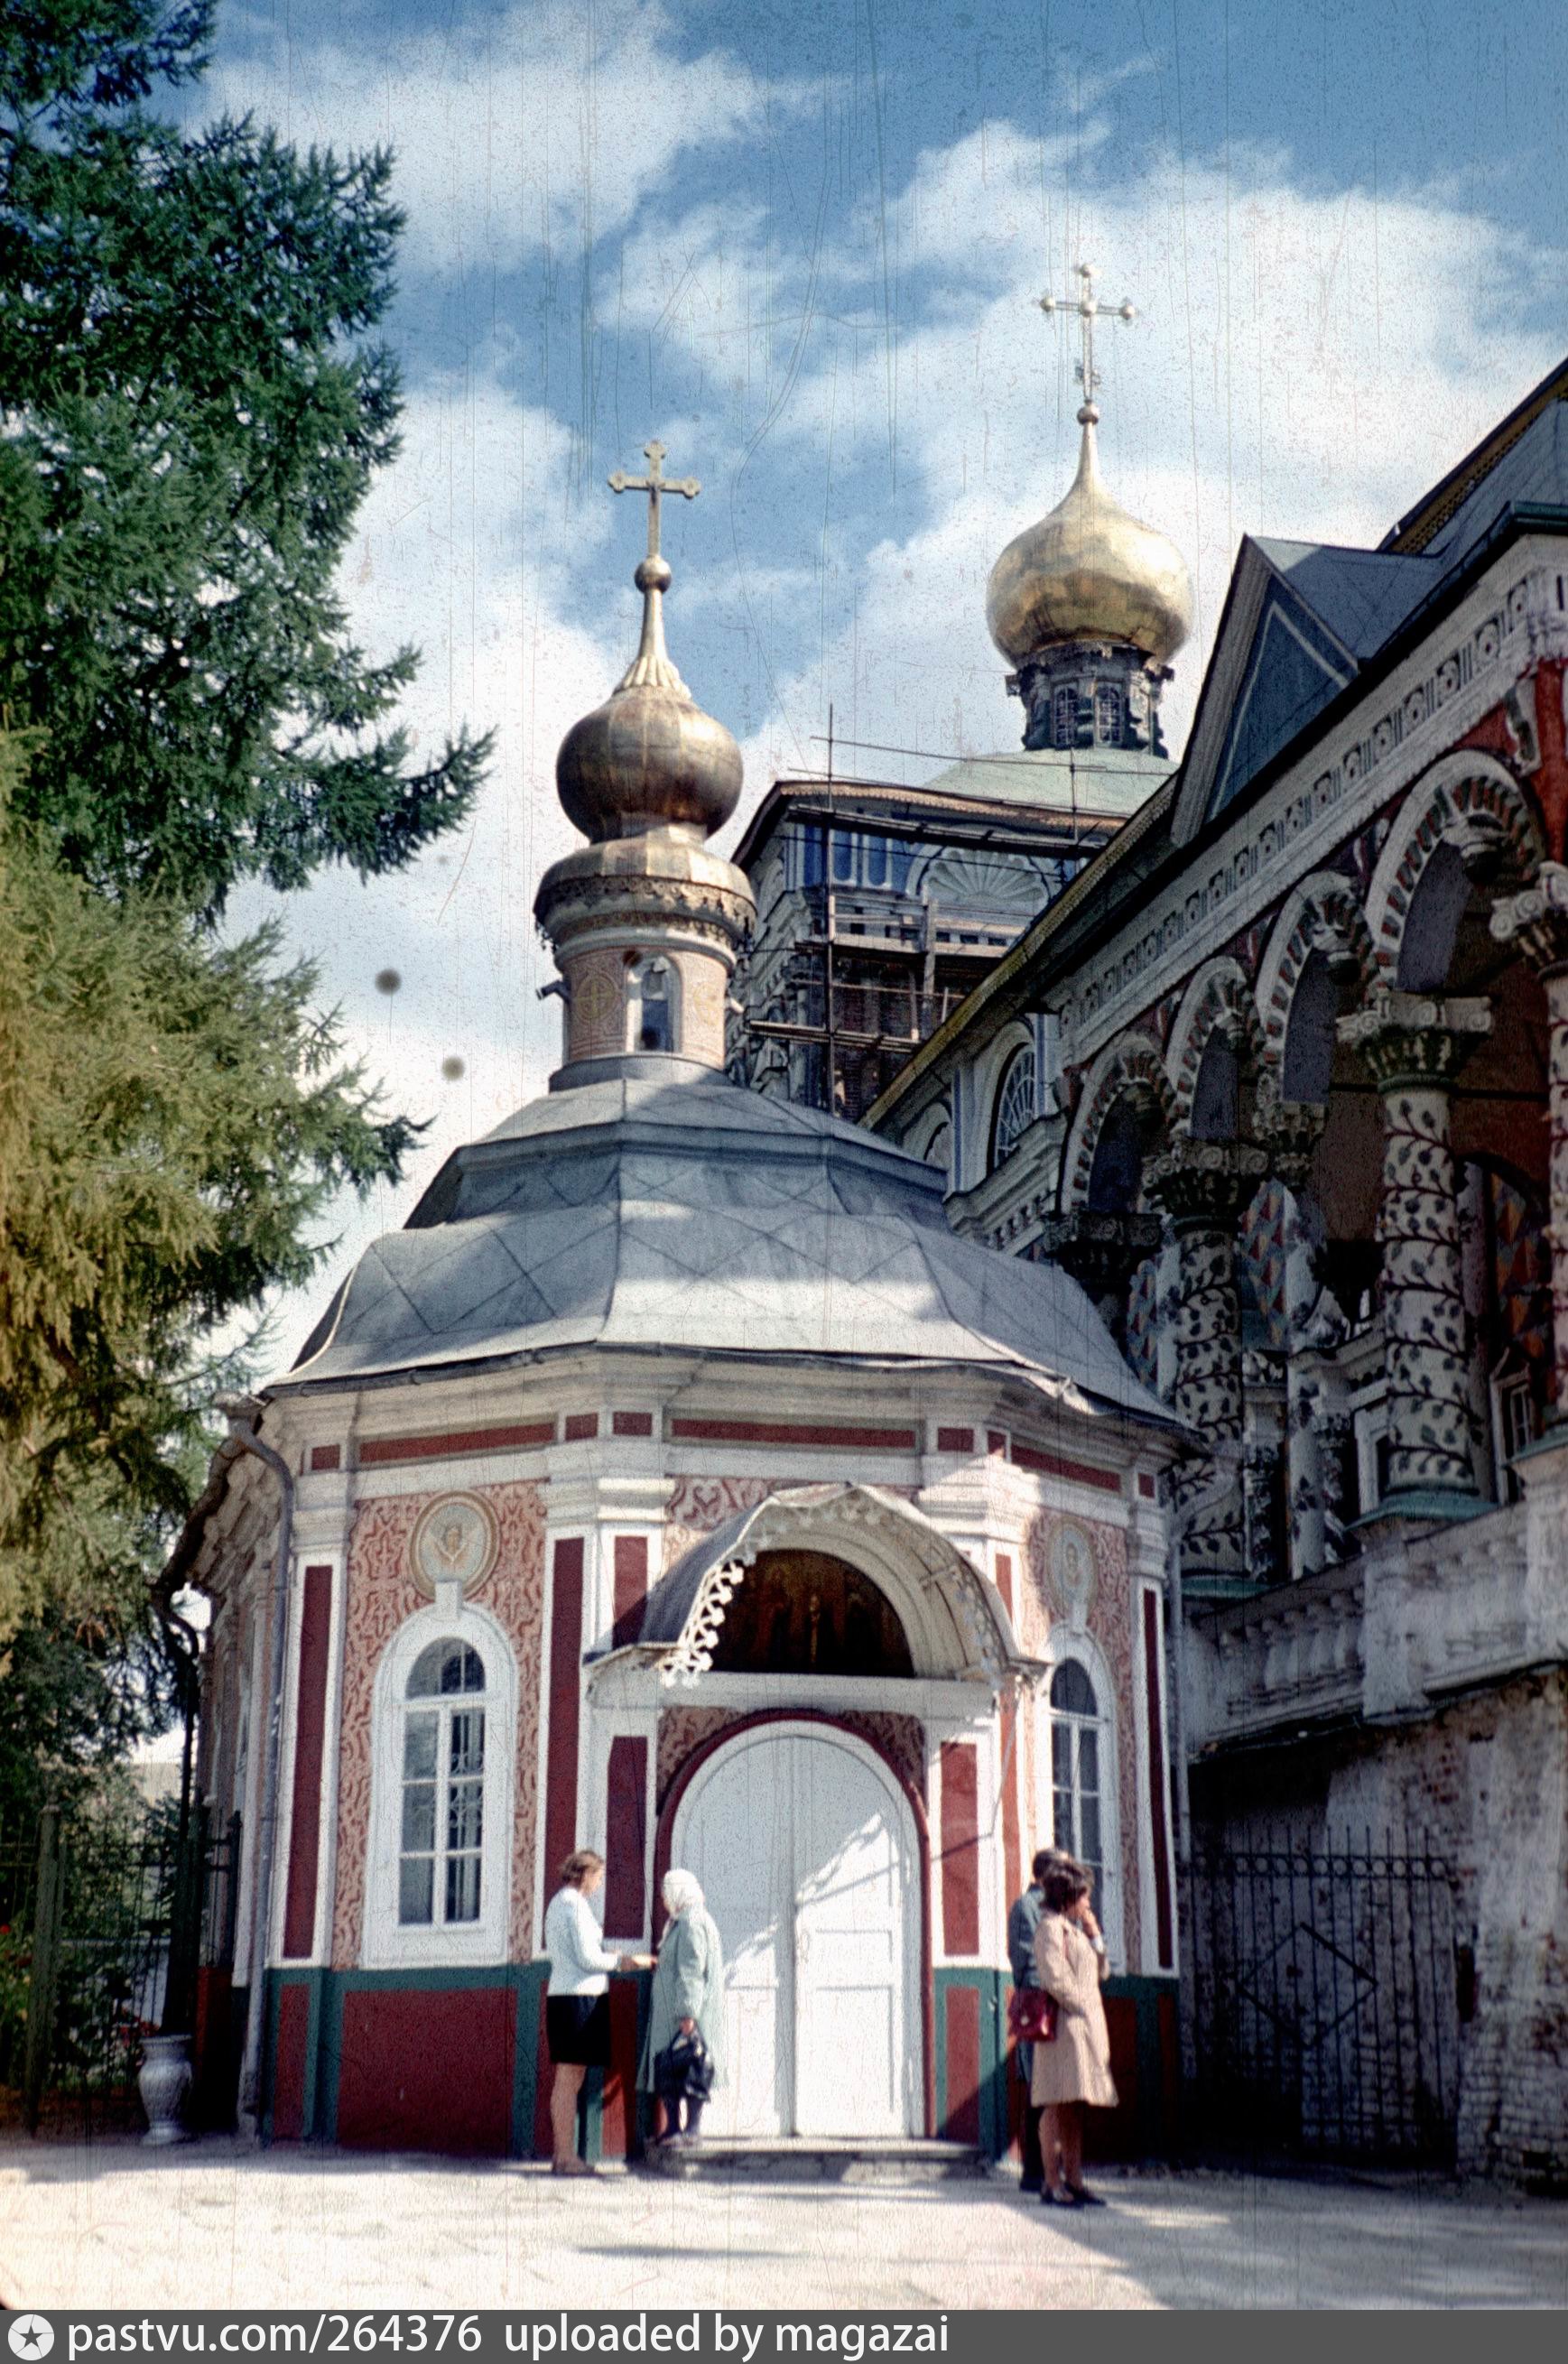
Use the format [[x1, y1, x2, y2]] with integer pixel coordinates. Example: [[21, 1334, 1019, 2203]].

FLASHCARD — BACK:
[[1257, 1098, 1330, 1578], [1337, 988, 1491, 1506], [1492, 862, 1568, 1418], [1146, 1140, 1266, 1579]]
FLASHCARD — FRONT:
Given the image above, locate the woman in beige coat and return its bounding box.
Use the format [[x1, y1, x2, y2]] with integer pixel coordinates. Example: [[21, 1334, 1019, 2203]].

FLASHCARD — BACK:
[[1030, 1857, 1117, 2206]]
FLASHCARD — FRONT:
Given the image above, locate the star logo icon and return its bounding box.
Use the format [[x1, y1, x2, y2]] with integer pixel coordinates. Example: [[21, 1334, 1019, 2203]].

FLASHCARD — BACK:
[[8, 2318, 54, 2359]]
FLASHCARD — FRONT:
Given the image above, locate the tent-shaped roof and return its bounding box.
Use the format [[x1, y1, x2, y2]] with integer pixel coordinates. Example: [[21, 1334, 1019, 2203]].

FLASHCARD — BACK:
[[277, 1064, 1176, 1433]]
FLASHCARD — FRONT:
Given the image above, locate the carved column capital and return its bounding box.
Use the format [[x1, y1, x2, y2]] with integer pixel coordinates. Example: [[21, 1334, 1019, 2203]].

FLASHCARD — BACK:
[[1336, 987, 1492, 1090], [1145, 1139, 1268, 1232], [1039, 1207, 1162, 1298], [1255, 1090, 1327, 1192], [1490, 860, 1568, 975]]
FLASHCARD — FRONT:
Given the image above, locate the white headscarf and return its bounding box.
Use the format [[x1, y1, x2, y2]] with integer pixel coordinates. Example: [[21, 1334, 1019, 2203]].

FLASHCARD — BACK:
[[662, 1868, 705, 1920]]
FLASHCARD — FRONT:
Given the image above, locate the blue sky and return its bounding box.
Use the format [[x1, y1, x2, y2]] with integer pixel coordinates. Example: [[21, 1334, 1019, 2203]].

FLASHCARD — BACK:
[[201, 0, 1568, 1359]]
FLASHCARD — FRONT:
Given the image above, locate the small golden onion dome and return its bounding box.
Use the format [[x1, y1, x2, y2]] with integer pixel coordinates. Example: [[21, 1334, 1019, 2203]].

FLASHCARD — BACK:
[[986, 411, 1194, 670], [557, 555, 743, 842]]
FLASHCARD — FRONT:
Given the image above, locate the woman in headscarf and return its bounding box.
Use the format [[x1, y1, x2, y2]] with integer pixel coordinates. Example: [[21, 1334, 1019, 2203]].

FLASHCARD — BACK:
[[639, 1868, 727, 2145]]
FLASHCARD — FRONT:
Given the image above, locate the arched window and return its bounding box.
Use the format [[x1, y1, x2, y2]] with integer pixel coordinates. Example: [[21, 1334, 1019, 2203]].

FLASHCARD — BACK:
[[627, 956, 677, 1053], [399, 1639, 489, 1927], [1094, 684, 1122, 746], [1053, 687, 1077, 748], [367, 1608, 515, 1966], [1050, 1657, 1105, 1921], [988, 1045, 1036, 1170]]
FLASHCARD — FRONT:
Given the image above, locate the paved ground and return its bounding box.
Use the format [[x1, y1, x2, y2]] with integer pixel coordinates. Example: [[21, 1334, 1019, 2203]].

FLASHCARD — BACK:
[[2, 2138, 1564, 2313]]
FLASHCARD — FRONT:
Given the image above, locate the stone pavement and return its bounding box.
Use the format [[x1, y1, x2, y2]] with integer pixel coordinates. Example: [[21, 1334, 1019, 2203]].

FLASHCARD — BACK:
[[2, 2139, 1564, 2313]]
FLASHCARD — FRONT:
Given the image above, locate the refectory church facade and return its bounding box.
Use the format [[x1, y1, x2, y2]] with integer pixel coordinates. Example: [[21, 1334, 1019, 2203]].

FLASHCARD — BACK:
[[181, 450, 1185, 2162]]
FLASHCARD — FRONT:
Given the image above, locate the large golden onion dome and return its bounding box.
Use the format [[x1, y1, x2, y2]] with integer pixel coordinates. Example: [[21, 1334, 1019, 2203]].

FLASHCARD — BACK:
[[986, 409, 1194, 671], [556, 552, 742, 842]]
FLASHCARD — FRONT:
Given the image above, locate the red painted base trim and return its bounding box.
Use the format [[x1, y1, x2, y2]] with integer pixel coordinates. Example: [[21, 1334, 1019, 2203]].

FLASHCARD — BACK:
[[942, 1986, 981, 2144], [338, 1987, 515, 2155], [272, 1985, 309, 2142]]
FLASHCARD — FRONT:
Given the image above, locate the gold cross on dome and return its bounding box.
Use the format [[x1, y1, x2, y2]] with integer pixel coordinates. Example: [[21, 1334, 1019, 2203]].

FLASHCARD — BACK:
[[608, 440, 700, 561], [1037, 262, 1137, 409]]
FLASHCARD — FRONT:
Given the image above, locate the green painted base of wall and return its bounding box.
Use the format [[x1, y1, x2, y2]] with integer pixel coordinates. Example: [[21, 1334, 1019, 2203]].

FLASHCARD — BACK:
[[257, 1964, 1179, 2161], [932, 1967, 1180, 2162]]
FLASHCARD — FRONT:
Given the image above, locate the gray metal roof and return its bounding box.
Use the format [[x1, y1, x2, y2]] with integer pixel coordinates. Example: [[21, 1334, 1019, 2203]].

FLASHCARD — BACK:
[[1421, 399, 1568, 566], [916, 746, 1171, 818], [277, 1064, 1175, 1432], [1250, 539, 1439, 659]]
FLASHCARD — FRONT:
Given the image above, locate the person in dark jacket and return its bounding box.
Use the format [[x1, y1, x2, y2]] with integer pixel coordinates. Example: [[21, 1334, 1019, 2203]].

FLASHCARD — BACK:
[[1007, 1848, 1071, 2193]]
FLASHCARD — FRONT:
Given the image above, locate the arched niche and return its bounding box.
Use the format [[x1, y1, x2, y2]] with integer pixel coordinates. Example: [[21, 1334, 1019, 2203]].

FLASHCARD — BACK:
[[707, 1548, 915, 1679]]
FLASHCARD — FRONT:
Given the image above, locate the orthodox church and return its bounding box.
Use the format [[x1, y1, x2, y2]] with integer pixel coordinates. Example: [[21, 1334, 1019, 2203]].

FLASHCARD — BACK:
[[182, 432, 1188, 2163]]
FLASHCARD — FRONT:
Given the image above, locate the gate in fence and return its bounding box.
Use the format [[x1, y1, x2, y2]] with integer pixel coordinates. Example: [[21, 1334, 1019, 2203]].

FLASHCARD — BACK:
[[0, 1800, 240, 2132], [1186, 1833, 1461, 2167]]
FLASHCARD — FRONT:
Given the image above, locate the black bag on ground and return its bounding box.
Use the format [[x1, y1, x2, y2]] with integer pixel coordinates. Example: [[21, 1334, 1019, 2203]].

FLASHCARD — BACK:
[[654, 2026, 715, 2103]]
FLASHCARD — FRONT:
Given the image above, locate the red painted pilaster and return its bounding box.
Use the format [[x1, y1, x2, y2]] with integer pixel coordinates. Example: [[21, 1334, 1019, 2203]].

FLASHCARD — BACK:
[[603, 1735, 648, 1939], [1142, 1588, 1175, 1971], [1533, 659, 1568, 861], [543, 1539, 585, 1896], [282, 1564, 333, 1960], [611, 1534, 649, 1648], [939, 1739, 980, 1957]]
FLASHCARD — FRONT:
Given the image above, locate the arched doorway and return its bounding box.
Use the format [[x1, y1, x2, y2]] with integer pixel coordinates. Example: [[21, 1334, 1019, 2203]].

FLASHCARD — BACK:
[[670, 1722, 922, 2139]]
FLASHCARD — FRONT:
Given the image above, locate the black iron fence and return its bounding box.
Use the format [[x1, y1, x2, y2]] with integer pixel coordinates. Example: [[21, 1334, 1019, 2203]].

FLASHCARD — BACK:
[[1186, 1832, 1461, 2167], [0, 1800, 239, 2132]]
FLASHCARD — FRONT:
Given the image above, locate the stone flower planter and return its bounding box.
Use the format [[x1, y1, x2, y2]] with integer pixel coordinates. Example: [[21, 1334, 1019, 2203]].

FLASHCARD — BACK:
[[138, 2032, 194, 2146]]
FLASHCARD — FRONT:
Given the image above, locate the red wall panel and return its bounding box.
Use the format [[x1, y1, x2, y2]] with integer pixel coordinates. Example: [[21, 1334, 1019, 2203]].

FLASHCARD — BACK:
[[283, 1565, 333, 1960], [602, 1735, 647, 1939], [1142, 1588, 1175, 1971], [543, 1539, 584, 1897], [939, 1739, 980, 1957], [271, 1983, 310, 2141], [942, 1985, 981, 2144], [611, 1534, 648, 1648], [337, 1986, 515, 2155]]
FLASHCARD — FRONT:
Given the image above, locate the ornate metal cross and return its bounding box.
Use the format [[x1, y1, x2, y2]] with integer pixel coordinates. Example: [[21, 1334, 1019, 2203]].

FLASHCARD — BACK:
[[1037, 262, 1137, 407], [608, 440, 700, 561]]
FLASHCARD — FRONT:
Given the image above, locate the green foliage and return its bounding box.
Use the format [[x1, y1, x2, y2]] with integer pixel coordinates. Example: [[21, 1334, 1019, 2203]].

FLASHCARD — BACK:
[[0, 0, 489, 910], [0, 735, 415, 1648]]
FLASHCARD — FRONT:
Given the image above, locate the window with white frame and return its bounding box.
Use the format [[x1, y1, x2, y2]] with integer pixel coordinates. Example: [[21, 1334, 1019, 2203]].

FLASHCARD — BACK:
[[398, 1638, 488, 1928], [368, 1608, 515, 1966], [1094, 684, 1122, 745], [988, 1044, 1036, 1170], [1050, 1656, 1105, 1922], [1053, 686, 1077, 747]]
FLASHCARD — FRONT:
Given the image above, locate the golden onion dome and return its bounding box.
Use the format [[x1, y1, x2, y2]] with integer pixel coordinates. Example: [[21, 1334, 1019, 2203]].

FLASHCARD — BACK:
[[556, 553, 743, 842], [986, 410, 1194, 671]]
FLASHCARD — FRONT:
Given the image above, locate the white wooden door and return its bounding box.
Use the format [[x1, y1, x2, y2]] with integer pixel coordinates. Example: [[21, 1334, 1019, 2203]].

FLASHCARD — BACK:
[[673, 1726, 918, 2138], [677, 1727, 793, 2136]]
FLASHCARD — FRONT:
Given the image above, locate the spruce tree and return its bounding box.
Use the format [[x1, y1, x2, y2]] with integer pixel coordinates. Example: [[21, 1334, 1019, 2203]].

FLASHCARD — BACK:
[[0, 0, 488, 910]]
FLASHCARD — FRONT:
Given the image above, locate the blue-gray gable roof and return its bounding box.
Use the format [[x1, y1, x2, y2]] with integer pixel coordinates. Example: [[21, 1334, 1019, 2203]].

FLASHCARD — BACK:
[[276, 1067, 1174, 1432], [1250, 540, 1439, 659], [1416, 399, 1568, 569]]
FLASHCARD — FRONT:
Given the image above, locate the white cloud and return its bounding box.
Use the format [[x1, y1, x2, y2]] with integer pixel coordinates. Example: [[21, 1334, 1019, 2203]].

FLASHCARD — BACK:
[[206, 0, 818, 273], [213, 30, 1566, 1363], [718, 129, 1565, 775]]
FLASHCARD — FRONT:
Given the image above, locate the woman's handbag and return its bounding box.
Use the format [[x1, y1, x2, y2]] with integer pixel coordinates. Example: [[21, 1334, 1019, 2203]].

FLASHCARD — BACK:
[[1007, 1985, 1058, 2044], [654, 2026, 716, 2102]]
